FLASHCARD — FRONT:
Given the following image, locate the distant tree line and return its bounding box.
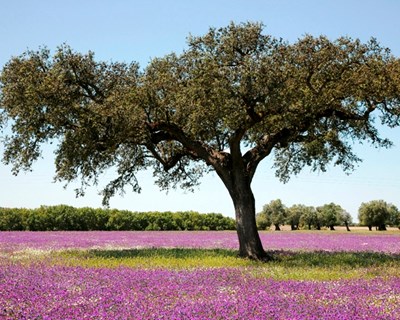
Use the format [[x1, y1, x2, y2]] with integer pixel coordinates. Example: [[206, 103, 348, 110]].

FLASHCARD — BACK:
[[257, 199, 399, 231], [0, 205, 236, 231]]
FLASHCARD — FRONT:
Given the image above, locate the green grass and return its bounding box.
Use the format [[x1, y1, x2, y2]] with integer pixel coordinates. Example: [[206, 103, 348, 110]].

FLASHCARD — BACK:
[[256, 251, 400, 280], [52, 248, 255, 269], [8, 248, 397, 281]]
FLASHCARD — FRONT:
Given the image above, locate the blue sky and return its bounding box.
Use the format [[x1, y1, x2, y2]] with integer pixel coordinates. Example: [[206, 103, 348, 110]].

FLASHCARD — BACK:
[[1, 0, 399, 220]]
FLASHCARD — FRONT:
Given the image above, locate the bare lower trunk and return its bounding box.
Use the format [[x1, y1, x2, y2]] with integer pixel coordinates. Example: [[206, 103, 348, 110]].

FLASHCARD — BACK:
[[233, 193, 267, 260], [215, 146, 269, 261], [274, 224, 281, 231], [228, 179, 267, 260]]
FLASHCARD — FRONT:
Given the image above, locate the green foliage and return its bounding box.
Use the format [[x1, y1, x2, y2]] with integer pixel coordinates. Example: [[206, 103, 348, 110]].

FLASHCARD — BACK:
[[339, 210, 353, 231], [78, 207, 110, 230], [0, 207, 27, 230], [0, 206, 235, 231], [298, 206, 318, 230], [2, 22, 400, 258], [256, 212, 271, 230], [257, 199, 286, 230], [106, 209, 144, 231], [286, 205, 305, 230], [317, 203, 346, 230], [388, 204, 400, 228], [259, 200, 349, 231], [358, 200, 398, 230], [24, 207, 54, 231], [1, 22, 399, 206], [260, 201, 353, 231]]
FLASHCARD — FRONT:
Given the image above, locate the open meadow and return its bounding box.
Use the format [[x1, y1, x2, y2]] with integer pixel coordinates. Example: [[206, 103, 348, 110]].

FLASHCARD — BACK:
[[1, 230, 400, 319]]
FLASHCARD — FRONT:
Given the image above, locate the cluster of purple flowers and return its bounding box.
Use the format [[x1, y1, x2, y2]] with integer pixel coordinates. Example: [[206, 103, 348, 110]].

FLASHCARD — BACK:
[[1, 264, 399, 319], [1, 231, 399, 319], [1, 230, 400, 253]]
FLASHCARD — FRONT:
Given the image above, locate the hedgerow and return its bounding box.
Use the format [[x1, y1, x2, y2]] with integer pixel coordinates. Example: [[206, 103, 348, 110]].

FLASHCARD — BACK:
[[0, 205, 236, 231]]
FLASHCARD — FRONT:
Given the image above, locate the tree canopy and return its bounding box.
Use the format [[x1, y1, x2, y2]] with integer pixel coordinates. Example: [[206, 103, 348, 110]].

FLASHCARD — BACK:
[[317, 203, 347, 230], [1, 22, 399, 259], [257, 199, 287, 231], [358, 200, 398, 230], [257, 201, 353, 231], [286, 204, 310, 230]]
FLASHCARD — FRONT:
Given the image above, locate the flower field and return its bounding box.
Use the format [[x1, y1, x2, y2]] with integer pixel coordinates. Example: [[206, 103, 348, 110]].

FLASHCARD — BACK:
[[1, 231, 400, 319], [2, 230, 400, 253]]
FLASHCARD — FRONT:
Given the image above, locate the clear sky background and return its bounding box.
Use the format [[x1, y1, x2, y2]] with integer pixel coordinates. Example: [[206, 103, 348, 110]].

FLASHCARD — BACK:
[[1, 0, 399, 220]]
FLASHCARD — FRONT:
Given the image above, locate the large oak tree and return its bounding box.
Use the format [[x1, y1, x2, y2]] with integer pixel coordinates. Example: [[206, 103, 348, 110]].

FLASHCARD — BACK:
[[1, 23, 399, 259]]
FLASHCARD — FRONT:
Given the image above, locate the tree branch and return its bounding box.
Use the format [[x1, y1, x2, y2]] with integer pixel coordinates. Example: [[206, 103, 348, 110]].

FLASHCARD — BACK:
[[145, 142, 186, 171], [146, 121, 229, 173], [243, 128, 292, 180]]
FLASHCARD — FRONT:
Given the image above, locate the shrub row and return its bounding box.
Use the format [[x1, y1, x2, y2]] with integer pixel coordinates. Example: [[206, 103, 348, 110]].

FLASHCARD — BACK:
[[0, 205, 236, 231]]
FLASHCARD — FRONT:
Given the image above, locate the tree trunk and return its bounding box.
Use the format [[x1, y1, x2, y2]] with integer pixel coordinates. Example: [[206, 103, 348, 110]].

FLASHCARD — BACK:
[[214, 143, 269, 261], [368, 225, 372, 231], [274, 224, 281, 231], [227, 176, 268, 261], [329, 225, 335, 231], [345, 221, 351, 231], [378, 224, 387, 231]]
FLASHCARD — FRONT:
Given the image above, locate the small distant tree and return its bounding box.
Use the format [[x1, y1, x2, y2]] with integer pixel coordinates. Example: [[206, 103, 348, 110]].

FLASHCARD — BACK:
[[317, 202, 352, 231], [358, 200, 391, 231], [314, 208, 325, 230], [259, 199, 286, 231], [387, 204, 400, 229], [299, 206, 318, 230], [286, 204, 306, 230], [340, 210, 353, 231], [317, 203, 346, 230], [255, 210, 271, 230]]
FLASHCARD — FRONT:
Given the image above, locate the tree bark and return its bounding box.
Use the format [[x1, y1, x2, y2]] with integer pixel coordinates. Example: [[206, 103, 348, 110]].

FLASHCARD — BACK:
[[274, 224, 281, 231], [209, 132, 270, 261], [378, 224, 387, 231], [231, 185, 268, 260], [221, 165, 268, 261]]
